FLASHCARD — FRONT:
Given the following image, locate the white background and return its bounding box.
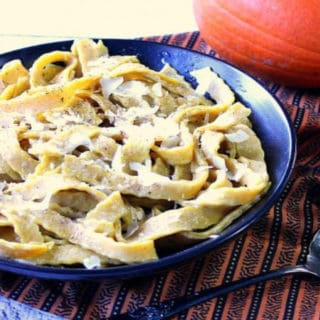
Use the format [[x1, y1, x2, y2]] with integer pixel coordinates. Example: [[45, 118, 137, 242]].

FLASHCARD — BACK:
[[0, 0, 197, 52]]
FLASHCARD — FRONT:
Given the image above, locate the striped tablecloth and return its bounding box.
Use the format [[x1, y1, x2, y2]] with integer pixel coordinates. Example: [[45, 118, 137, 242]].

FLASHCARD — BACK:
[[0, 31, 320, 320]]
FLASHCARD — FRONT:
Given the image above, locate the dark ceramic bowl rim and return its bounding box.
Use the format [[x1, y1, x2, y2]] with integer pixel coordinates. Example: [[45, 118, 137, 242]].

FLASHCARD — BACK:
[[0, 39, 297, 280]]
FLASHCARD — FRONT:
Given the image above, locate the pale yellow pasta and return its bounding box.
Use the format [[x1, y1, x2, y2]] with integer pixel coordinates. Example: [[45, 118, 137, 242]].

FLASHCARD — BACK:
[[0, 59, 30, 100], [0, 39, 270, 268]]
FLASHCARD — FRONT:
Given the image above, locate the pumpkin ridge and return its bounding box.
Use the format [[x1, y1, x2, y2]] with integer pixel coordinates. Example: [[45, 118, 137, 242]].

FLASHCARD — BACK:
[[214, 0, 320, 53], [205, 35, 320, 87], [204, 15, 320, 72], [194, 0, 320, 87], [210, 0, 320, 58]]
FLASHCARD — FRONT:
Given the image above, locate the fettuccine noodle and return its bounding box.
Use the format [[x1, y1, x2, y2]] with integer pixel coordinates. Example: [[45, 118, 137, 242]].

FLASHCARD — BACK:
[[0, 39, 270, 268]]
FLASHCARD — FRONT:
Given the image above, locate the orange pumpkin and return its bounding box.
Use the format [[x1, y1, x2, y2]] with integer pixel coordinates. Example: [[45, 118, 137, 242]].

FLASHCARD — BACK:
[[193, 0, 320, 88]]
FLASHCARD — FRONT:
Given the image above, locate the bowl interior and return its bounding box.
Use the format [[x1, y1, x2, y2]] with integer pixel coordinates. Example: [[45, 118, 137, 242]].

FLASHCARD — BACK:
[[0, 39, 296, 280]]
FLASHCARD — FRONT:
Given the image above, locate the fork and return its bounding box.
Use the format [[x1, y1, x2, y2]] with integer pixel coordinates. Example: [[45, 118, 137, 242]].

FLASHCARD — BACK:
[[108, 229, 320, 320]]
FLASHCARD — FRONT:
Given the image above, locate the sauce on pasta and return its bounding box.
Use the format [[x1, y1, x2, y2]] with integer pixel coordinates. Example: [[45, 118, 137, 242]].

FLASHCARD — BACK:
[[0, 39, 269, 268]]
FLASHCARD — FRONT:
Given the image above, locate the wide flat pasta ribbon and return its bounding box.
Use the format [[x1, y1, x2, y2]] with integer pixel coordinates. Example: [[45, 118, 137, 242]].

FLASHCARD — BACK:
[[0, 59, 30, 100], [128, 206, 225, 242], [0, 239, 53, 259], [0, 75, 100, 115], [30, 209, 158, 264], [29, 51, 78, 87], [62, 154, 209, 201], [0, 39, 270, 268], [0, 128, 38, 180]]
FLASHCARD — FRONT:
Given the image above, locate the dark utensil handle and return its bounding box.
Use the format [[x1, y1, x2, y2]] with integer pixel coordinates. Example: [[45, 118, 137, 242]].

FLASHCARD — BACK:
[[163, 265, 313, 318], [109, 265, 315, 320]]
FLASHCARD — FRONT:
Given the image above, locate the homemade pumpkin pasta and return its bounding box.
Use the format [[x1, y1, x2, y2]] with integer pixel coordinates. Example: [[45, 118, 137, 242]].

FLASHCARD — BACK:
[[0, 39, 269, 268]]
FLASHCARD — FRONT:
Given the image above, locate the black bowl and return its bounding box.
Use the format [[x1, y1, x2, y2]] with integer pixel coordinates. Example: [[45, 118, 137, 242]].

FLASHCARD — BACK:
[[0, 39, 296, 280]]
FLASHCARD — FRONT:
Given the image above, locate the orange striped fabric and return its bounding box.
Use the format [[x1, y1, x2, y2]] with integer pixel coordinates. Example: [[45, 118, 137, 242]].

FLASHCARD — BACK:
[[0, 31, 320, 320]]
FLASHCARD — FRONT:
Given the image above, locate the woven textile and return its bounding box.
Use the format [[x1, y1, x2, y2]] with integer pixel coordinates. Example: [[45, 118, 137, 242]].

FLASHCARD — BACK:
[[0, 31, 319, 320]]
